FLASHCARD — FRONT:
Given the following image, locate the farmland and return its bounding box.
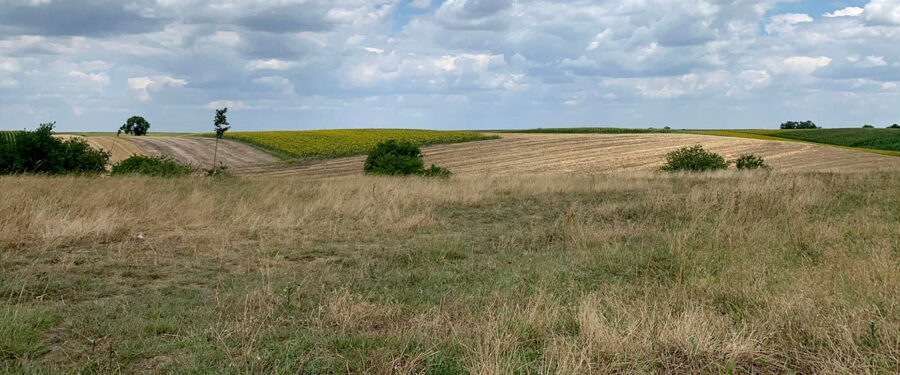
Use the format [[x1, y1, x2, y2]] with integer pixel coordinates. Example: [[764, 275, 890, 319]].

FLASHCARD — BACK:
[[240, 133, 900, 178], [771, 128, 900, 152], [3, 171, 900, 373], [223, 129, 496, 159]]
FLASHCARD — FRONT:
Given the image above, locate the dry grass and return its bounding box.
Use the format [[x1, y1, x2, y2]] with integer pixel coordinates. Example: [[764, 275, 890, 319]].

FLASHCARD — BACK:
[[2, 171, 899, 373]]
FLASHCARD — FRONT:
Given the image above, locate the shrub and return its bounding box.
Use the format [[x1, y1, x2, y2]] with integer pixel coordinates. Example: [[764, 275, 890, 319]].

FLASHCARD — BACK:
[[421, 165, 452, 178], [863, 124, 875, 129], [661, 145, 729, 172], [363, 140, 451, 177], [780, 120, 817, 130], [119, 116, 151, 136], [364, 140, 425, 175], [111, 155, 192, 177], [734, 154, 769, 170], [0, 122, 109, 175], [887, 124, 899, 129]]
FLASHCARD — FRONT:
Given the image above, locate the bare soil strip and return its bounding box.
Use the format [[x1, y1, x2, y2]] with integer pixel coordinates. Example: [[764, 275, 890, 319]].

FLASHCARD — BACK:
[[128, 137, 278, 169], [239, 133, 900, 177]]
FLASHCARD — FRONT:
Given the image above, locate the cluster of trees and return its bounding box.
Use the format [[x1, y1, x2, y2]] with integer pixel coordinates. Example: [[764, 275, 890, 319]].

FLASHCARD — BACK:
[[780, 121, 818, 130]]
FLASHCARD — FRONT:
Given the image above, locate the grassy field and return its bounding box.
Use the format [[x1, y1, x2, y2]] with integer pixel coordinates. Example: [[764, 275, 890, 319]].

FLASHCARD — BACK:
[[222, 130, 496, 159], [3, 172, 899, 373]]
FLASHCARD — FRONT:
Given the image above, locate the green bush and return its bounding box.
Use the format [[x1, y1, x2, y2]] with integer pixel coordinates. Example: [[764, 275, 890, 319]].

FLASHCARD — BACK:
[[888, 124, 899, 129], [734, 154, 769, 170], [661, 145, 729, 172], [421, 164, 452, 178], [0, 122, 109, 175], [111, 155, 192, 177], [364, 140, 451, 177], [862, 124, 875, 129]]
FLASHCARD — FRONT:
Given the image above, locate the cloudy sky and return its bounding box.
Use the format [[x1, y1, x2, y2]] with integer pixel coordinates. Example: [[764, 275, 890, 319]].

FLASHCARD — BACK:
[[1, 0, 899, 132]]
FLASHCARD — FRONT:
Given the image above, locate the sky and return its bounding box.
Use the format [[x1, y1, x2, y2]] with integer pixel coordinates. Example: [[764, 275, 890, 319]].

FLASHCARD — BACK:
[[1, 0, 899, 132]]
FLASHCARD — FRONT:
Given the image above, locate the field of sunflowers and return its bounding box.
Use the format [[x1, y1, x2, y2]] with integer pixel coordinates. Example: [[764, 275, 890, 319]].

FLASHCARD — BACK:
[[225, 129, 495, 158]]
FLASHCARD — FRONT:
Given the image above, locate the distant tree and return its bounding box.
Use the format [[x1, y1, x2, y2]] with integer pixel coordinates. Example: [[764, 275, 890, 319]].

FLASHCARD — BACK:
[[780, 120, 817, 130], [212, 108, 230, 170], [119, 116, 151, 136], [888, 124, 900, 129], [862, 124, 875, 128]]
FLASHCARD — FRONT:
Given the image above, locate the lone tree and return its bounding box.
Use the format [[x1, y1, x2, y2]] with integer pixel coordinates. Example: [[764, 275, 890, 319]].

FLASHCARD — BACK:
[[212, 108, 230, 169], [119, 116, 151, 136], [888, 124, 900, 129]]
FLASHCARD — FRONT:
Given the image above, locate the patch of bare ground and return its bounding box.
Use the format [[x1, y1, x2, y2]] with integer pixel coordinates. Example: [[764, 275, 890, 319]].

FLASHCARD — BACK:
[[240, 133, 900, 177], [128, 137, 278, 169]]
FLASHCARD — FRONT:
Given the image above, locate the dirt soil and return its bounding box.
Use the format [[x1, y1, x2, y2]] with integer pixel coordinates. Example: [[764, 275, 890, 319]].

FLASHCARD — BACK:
[[128, 137, 279, 169]]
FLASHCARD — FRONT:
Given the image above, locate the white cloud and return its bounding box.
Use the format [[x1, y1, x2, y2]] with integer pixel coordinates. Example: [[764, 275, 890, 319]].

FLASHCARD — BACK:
[[68, 70, 110, 85], [864, 0, 900, 25], [824, 7, 864, 18], [128, 76, 187, 101], [767, 56, 832, 75], [246, 59, 295, 71], [205, 100, 248, 110], [409, 0, 431, 9], [765, 13, 813, 34]]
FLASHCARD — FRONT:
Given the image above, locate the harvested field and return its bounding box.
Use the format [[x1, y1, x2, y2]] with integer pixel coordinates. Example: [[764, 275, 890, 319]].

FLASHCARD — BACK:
[[240, 133, 900, 177], [56, 135, 147, 163], [129, 137, 278, 169]]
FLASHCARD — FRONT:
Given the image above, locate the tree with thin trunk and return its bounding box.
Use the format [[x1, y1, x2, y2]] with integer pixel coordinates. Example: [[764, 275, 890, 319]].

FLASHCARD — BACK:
[[212, 108, 230, 170]]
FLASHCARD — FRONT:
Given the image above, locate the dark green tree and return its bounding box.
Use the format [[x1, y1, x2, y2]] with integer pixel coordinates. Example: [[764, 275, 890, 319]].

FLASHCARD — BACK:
[[780, 120, 817, 130], [119, 116, 151, 136], [212, 108, 230, 169], [888, 124, 899, 129]]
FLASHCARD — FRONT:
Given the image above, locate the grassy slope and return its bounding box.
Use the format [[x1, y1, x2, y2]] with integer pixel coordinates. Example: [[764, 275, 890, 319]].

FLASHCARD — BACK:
[[2, 172, 900, 373]]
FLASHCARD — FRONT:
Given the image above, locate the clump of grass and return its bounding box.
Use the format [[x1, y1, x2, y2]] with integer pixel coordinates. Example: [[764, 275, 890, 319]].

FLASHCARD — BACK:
[[110, 155, 192, 177]]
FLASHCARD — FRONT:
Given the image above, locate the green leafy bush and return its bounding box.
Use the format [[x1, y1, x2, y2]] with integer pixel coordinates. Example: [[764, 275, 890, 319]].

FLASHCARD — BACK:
[[661, 145, 729, 172], [780, 120, 817, 130], [364, 140, 451, 177], [734, 154, 769, 170], [862, 124, 875, 129], [0, 122, 109, 175], [888, 124, 899, 129], [111, 155, 192, 177]]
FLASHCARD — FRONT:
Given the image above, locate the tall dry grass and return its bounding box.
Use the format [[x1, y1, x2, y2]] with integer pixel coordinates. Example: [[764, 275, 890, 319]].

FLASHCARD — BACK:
[[1, 171, 899, 373]]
